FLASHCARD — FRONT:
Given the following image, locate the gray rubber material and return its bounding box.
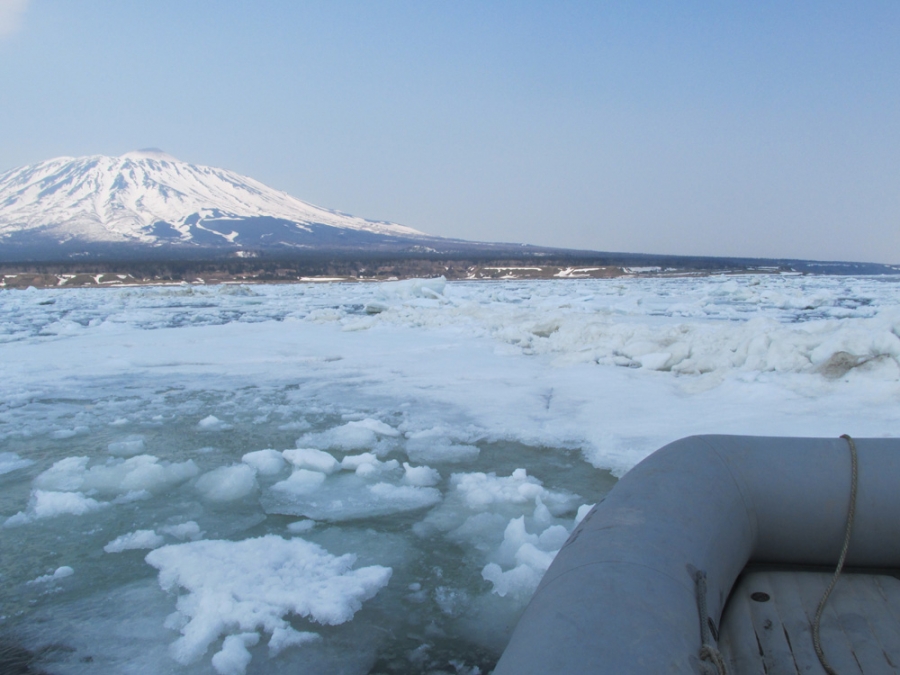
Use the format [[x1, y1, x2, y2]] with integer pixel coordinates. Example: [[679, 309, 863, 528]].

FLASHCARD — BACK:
[[493, 435, 900, 675]]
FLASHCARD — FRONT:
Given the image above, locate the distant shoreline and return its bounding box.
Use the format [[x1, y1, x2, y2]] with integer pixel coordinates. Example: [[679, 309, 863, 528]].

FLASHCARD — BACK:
[[1, 253, 896, 289], [0, 264, 845, 290], [0, 265, 644, 289]]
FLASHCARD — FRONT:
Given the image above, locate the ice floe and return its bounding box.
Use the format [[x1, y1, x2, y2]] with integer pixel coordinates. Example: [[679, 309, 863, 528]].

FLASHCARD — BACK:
[[27, 566, 74, 585], [0, 451, 33, 475], [296, 419, 400, 453], [5, 489, 108, 526], [33, 454, 199, 497], [160, 520, 203, 541], [240, 449, 285, 475], [104, 529, 166, 553], [195, 464, 258, 502], [107, 435, 146, 456], [144, 535, 392, 674], [282, 447, 339, 474], [265, 471, 442, 522]]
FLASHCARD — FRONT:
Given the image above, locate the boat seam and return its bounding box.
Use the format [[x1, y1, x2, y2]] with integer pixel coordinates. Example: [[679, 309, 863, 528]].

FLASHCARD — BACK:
[[697, 436, 760, 557]]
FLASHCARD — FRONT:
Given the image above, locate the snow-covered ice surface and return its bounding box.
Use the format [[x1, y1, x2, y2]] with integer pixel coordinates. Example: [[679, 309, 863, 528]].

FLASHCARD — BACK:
[[1, 275, 899, 674]]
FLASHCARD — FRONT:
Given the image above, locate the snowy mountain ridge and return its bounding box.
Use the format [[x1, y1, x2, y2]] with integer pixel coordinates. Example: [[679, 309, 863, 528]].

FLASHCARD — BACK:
[[0, 150, 425, 249]]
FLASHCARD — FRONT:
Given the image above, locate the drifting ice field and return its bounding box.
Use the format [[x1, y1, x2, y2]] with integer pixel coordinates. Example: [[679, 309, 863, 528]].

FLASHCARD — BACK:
[[0, 275, 898, 674]]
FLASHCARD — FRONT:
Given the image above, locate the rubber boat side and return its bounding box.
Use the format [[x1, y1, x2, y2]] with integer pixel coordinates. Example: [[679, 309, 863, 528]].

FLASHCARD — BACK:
[[493, 435, 900, 675]]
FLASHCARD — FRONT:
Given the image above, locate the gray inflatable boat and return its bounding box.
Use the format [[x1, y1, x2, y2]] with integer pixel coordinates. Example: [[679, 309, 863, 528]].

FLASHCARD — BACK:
[[494, 435, 900, 674]]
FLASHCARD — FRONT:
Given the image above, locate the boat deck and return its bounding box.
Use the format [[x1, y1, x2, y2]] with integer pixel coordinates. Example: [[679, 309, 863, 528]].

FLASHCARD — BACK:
[[719, 568, 900, 674]]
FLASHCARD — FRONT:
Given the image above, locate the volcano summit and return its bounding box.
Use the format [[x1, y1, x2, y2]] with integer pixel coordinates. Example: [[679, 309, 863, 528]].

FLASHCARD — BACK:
[[0, 150, 442, 259]]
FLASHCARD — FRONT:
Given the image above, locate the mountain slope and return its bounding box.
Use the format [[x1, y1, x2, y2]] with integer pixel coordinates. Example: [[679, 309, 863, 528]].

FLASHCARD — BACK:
[[0, 149, 425, 255]]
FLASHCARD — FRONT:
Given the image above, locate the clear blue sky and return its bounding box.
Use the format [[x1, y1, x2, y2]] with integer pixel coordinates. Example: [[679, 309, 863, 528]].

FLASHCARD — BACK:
[[1, 1, 898, 263]]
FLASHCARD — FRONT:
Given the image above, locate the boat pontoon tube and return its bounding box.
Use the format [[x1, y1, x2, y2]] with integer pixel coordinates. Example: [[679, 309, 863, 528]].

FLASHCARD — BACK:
[[493, 435, 900, 675]]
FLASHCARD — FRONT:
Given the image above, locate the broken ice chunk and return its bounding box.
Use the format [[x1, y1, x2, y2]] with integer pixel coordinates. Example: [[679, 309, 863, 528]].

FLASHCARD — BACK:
[[402, 462, 440, 487], [241, 449, 285, 475], [270, 469, 327, 497], [263, 473, 440, 522], [282, 448, 338, 474], [107, 435, 145, 456], [144, 535, 391, 673], [195, 464, 257, 502], [104, 529, 165, 553]]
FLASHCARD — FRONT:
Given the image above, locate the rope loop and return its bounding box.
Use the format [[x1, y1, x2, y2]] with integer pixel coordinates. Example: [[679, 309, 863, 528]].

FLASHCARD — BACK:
[[811, 434, 859, 675], [695, 569, 727, 675]]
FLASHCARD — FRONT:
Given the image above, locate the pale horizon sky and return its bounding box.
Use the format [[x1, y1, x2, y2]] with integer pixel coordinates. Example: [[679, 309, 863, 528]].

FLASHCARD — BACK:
[[1, 1, 898, 264]]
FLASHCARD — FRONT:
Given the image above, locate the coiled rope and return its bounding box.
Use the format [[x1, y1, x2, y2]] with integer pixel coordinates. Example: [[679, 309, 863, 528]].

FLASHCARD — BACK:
[[812, 434, 859, 675], [695, 569, 728, 675]]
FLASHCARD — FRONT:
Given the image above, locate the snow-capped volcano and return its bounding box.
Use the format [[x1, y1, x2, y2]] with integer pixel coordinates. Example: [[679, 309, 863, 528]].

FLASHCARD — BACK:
[[0, 150, 426, 255]]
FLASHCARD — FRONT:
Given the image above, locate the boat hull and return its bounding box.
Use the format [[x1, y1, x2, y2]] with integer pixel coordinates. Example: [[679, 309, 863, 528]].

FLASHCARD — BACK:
[[493, 435, 900, 674]]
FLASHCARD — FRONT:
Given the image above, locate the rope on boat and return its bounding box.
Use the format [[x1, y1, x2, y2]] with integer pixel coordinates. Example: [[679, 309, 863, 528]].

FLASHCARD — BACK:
[[695, 569, 728, 675], [812, 434, 859, 675]]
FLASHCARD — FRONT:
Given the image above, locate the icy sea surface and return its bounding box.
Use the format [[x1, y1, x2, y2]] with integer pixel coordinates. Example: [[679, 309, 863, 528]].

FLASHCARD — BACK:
[[1, 275, 899, 674]]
